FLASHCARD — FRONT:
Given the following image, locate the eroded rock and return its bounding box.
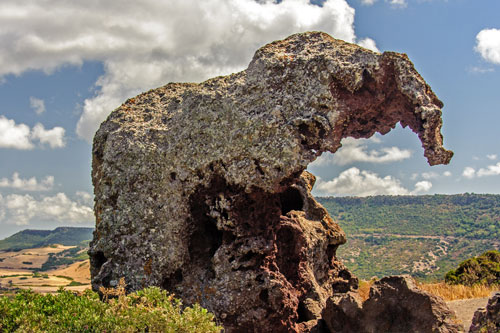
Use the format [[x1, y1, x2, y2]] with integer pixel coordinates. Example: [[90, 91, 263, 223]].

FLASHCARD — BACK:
[[323, 275, 464, 333], [469, 292, 500, 333], [90, 31, 452, 331]]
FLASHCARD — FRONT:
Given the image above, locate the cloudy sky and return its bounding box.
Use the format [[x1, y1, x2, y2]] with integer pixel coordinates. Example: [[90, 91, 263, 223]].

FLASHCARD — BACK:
[[0, 0, 499, 238]]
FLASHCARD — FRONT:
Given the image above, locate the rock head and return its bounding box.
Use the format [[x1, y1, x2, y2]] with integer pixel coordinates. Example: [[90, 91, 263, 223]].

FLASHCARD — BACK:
[[89, 31, 453, 331]]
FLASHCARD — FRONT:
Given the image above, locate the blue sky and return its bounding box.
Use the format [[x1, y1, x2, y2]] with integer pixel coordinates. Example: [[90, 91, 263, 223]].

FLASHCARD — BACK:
[[0, 0, 499, 238]]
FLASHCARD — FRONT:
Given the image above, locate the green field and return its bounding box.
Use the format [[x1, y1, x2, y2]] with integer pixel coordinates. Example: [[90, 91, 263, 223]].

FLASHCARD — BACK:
[[317, 194, 500, 281]]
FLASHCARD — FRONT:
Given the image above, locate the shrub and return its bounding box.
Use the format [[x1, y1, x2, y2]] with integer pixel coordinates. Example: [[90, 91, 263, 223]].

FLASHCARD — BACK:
[[0, 285, 222, 332], [445, 250, 500, 286], [66, 281, 86, 287]]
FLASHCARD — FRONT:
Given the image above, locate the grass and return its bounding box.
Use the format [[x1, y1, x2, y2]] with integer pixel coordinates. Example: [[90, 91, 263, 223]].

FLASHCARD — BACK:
[[358, 278, 499, 302], [417, 282, 499, 301], [358, 278, 375, 301], [0, 275, 31, 279]]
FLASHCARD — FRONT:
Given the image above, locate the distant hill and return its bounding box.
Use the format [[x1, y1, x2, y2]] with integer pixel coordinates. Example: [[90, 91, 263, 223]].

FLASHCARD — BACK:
[[317, 194, 500, 281], [0, 227, 94, 251]]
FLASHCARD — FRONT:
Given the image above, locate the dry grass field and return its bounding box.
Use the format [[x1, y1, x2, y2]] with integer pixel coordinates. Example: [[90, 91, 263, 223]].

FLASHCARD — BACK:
[[0, 245, 73, 269], [417, 281, 499, 301], [0, 245, 90, 294]]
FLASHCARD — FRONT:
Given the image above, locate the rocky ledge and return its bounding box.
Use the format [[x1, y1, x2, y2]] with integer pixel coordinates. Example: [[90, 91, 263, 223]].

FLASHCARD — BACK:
[[90, 31, 454, 331]]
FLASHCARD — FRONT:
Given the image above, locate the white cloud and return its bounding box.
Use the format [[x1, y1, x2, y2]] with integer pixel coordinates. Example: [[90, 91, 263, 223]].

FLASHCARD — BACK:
[[0, 172, 54, 191], [412, 170, 451, 181], [0, 0, 374, 142], [315, 167, 409, 196], [0, 192, 94, 226], [421, 171, 438, 180], [0, 116, 33, 149], [29, 96, 45, 115], [462, 167, 476, 179], [357, 37, 379, 52], [462, 163, 500, 179], [477, 162, 500, 177], [0, 116, 65, 149], [311, 137, 412, 166], [468, 66, 494, 74], [361, 0, 376, 5], [76, 191, 94, 206], [412, 180, 432, 194], [475, 28, 500, 65], [31, 123, 66, 148], [314, 167, 434, 196], [387, 0, 407, 7], [487, 154, 497, 160]]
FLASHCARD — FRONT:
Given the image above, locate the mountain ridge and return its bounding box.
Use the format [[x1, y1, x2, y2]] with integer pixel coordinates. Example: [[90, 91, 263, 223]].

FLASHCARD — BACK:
[[0, 227, 94, 251]]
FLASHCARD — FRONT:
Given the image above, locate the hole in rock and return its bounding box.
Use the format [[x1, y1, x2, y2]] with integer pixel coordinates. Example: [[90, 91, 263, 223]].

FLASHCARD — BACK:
[[279, 187, 303, 215], [189, 215, 222, 261], [92, 251, 107, 271], [259, 289, 269, 303], [162, 268, 183, 290], [297, 301, 311, 323], [188, 179, 225, 265], [326, 244, 338, 262], [276, 226, 301, 283], [240, 251, 256, 262]]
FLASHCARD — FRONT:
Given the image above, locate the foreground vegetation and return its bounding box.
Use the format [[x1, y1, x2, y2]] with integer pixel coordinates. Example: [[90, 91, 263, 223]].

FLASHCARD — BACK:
[[318, 194, 500, 280], [0, 281, 221, 332]]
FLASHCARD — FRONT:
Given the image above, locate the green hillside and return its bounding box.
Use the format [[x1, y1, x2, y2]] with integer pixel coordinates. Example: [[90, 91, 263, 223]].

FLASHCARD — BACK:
[[317, 194, 500, 281], [0, 227, 94, 251]]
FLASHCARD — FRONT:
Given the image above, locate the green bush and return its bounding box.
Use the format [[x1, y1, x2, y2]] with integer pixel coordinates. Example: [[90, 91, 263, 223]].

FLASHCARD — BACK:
[[0, 287, 222, 332], [445, 250, 500, 286], [66, 281, 86, 287]]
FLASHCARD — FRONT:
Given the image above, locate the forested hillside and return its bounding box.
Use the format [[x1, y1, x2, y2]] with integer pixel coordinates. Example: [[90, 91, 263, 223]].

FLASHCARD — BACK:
[[0, 227, 93, 251], [317, 194, 500, 281]]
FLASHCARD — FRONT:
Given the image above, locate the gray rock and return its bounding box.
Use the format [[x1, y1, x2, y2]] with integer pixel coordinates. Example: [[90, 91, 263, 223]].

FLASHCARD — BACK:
[[469, 292, 500, 333], [90, 31, 452, 331]]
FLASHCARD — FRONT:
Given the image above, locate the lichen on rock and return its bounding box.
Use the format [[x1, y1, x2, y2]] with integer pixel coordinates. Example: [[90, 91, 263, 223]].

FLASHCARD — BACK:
[[90, 31, 453, 331]]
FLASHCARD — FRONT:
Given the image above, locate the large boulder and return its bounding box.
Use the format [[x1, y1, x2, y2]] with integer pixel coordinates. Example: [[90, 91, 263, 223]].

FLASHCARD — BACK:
[[90, 31, 452, 331], [322, 275, 464, 333]]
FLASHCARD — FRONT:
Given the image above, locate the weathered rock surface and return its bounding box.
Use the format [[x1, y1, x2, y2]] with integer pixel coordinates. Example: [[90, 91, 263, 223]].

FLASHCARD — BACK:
[[469, 292, 500, 333], [90, 31, 453, 331], [323, 275, 464, 332], [323, 276, 464, 332]]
